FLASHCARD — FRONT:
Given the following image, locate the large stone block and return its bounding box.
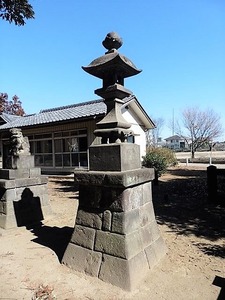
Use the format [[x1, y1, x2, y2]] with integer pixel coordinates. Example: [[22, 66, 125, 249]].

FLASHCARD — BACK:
[[139, 201, 156, 227], [145, 237, 167, 268], [111, 209, 140, 234], [0, 213, 17, 229], [74, 168, 154, 188], [99, 251, 149, 291], [29, 167, 41, 177], [5, 199, 15, 215], [95, 230, 143, 260], [3, 189, 16, 202], [140, 223, 154, 248], [109, 185, 143, 212], [15, 169, 30, 179], [0, 151, 51, 229], [89, 143, 141, 171], [142, 181, 152, 204], [0, 180, 16, 189], [0, 169, 16, 180], [150, 220, 161, 242], [153, 236, 168, 262], [76, 209, 102, 229], [95, 230, 126, 258], [40, 194, 50, 206], [62, 243, 102, 277], [15, 177, 42, 187], [144, 244, 158, 269], [41, 205, 52, 218], [4, 155, 35, 170], [78, 185, 102, 209], [71, 225, 96, 250]]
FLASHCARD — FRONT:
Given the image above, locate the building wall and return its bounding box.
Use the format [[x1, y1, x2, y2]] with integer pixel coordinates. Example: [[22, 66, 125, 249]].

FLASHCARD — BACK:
[[122, 107, 147, 159], [0, 110, 147, 173], [165, 138, 188, 150]]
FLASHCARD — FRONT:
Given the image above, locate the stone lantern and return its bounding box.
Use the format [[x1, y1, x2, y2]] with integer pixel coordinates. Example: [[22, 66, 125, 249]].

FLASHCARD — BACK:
[[82, 32, 141, 144], [62, 32, 167, 290]]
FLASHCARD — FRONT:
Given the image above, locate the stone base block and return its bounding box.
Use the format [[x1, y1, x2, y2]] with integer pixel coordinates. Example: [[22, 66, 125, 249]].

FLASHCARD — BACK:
[[3, 154, 34, 170], [0, 214, 17, 229], [0, 167, 41, 180], [62, 167, 167, 290], [0, 179, 52, 229], [62, 243, 102, 277], [99, 252, 149, 291], [62, 235, 166, 291], [89, 143, 141, 171], [145, 237, 167, 269]]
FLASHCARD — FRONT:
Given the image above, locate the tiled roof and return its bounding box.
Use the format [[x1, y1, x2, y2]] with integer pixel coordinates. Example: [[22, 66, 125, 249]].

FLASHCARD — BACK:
[[0, 99, 107, 130], [0, 94, 154, 131], [0, 112, 22, 123]]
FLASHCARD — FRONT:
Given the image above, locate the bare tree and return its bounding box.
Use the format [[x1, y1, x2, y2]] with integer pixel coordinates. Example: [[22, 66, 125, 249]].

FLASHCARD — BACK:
[[181, 107, 223, 158], [146, 117, 164, 148]]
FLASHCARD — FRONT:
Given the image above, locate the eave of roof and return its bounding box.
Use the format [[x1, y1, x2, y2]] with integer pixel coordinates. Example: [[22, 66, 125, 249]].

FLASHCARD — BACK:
[[122, 95, 155, 130], [0, 99, 106, 131]]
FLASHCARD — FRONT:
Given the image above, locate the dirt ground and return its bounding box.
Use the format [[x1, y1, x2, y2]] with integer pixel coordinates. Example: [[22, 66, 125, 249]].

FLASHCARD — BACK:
[[0, 165, 224, 300]]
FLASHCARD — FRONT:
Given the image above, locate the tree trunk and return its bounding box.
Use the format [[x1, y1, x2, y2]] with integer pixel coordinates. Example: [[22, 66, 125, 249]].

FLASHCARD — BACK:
[[191, 149, 195, 159]]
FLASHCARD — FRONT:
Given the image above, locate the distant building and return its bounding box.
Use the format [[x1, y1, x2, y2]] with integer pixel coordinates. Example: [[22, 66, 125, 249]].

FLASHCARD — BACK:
[[0, 95, 154, 173], [165, 135, 189, 150]]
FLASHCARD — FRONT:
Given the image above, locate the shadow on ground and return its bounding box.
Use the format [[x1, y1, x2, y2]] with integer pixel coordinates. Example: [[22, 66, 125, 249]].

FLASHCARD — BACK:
[[153, 168, 225, 257], [28, 223, 73, 262], [49, 178, 79, 194]]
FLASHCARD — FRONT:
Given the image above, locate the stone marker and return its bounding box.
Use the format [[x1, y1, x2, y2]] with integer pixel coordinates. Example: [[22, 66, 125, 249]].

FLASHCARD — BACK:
[[0, 128, 52, 229], [62, 32, 167, 290]]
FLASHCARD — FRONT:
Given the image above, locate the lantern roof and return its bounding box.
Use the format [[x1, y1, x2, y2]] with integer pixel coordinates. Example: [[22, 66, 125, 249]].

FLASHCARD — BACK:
[[82, 32, 141, 81]]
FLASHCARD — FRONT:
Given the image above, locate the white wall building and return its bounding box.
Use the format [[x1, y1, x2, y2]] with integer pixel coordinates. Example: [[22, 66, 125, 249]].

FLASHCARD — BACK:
[[165, 135, 189, 150]]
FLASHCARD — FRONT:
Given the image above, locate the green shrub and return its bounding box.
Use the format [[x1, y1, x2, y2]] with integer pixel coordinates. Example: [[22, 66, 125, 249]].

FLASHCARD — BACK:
[[142, 147, 177, 177]]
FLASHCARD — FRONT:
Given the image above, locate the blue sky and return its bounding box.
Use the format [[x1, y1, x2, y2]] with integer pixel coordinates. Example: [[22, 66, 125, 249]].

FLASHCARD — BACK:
[[1, 0, 225, 140]]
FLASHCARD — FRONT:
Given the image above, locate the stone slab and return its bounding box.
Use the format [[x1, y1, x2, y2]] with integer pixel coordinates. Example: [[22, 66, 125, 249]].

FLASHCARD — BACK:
[[0, 176, 48, 189], [89, 143, 141, 171], [0, 175, 51, 229], [0, 214, 17, 229], [62, 243, 102, 277], [71, 225, 96, 250], [76, 209, 102, 229], [0, 167, 41, 180], [145, 236, 167, 268], [95, 230, 143, 260], [142, 181, 153, 204], [0, 169, 16, 180], [99, 251, 149, 291], [74, 168, 154, 188], [139, 202, 156, 227], [111, 209, 140, 234], [4, 155, 34, 169]]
